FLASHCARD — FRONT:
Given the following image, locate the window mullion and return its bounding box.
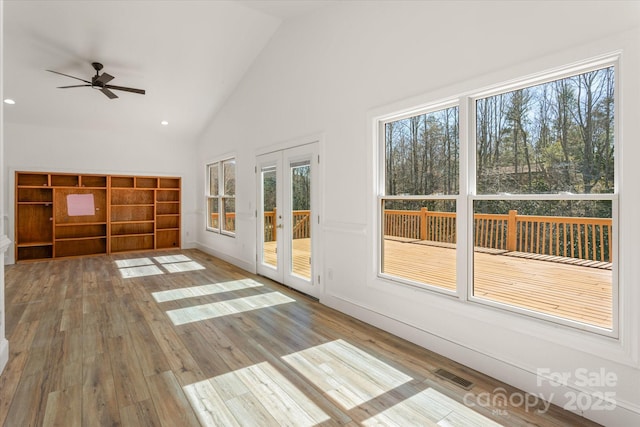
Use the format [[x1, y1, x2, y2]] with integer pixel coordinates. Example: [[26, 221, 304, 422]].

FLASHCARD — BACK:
[[218, 164, 225, 234], [458, 97, 471, 301]]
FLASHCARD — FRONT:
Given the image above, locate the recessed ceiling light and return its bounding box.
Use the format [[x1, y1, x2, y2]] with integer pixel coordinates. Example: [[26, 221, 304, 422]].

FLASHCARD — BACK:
[[161, 120, 169, 126], [4, 99, 16, 105]]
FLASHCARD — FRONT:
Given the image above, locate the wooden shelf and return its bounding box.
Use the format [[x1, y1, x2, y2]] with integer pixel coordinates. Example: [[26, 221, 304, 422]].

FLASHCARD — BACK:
[[51, 174, 80, 187], [17, 187, 52, 203], [17, 246, 53, 261], [56, 237, 106, 258], [111, 222, 154, 236], [156, 229, 180, 249], [157, 190, 180, 202], [17, 201, 52, 205], [16, 203, 53, 246], [17, 242, 53, 247], [111, 235, 154, 253], [159, 177, 180, 188], [80, 175, 107, 188], [55, 223, 106, 240], [17, 173, 49, 187], [110, 176, 135, 188], [55, 236, 108, 242], [15, 171, 181, 261], [136, 177, 157, 188]]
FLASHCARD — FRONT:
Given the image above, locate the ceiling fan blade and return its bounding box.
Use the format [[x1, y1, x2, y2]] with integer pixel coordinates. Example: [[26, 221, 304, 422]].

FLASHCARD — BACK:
[[95, 72, 114, 85], [100, 87, 118, 99], [57, 84, 92, 89], [46, 69, 91, 84], [104, 84, 145, 95]]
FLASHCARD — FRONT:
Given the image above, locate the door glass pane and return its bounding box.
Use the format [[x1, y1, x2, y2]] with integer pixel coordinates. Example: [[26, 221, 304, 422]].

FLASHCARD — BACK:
[[290, 160, 311, 279], [262, 167, 277, 267]]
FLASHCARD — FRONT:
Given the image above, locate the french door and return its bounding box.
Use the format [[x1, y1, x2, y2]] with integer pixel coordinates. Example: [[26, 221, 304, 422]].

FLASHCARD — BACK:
[[256, 143, 319, 298]]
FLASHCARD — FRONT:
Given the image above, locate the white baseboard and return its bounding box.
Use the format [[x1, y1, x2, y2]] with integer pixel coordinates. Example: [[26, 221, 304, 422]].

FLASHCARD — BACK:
[[194, 242, 256, 274], [181, 240, 198, 250]]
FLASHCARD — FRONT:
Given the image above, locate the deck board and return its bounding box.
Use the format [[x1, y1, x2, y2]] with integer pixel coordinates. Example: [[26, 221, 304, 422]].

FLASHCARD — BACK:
[[263, 238, 612, 329]]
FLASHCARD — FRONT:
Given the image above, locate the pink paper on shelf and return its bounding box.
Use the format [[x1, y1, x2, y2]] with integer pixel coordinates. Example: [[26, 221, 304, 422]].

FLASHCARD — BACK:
[[67, 194, 95, 216]]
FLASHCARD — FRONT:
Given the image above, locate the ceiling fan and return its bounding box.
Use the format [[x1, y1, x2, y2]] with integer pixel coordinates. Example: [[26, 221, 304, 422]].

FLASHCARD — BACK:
[[47, 62, 146, 99]]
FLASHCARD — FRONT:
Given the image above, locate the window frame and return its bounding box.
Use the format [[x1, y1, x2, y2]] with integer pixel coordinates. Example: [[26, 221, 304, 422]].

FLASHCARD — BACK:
[[377, 99, 461, 296], [376, 55, 619, 337], [206, 157, 236, 237]]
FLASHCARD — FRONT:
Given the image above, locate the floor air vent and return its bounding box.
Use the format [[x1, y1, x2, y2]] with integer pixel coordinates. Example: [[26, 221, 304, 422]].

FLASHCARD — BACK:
[[433, 368, 474, 390]]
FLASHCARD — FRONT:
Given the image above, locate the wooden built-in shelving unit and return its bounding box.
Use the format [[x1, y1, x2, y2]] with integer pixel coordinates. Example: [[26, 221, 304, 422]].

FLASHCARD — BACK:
[[15, 171, 181, 262]]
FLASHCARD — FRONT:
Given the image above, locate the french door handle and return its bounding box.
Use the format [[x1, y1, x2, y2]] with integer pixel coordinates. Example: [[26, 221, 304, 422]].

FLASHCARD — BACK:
[[277, 224, 284, 229]]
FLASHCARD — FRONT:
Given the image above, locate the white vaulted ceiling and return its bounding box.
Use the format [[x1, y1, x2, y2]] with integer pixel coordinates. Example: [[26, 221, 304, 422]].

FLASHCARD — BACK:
[[2, 0, 333, 142]]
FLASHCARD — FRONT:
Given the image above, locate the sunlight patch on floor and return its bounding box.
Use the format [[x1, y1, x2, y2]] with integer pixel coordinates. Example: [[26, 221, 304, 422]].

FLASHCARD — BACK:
[[115, 257, 154, 268], [282, 339, 412, 410], [362, 387, 503, 426], [154, 254, 192, 263], [165, 292, 295, 326], [161, 261, 206, 273], [184, 361, 330, 427], [115, 255, 205, 278], [152, 279, 263, 303], [118, 264, 164, 278]]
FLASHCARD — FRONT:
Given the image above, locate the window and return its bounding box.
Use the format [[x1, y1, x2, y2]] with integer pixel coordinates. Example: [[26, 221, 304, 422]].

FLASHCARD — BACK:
[[379, 59, 617, 334], [207, 158, 236, 235], [472, 66, 615, 332], [380, 105, 459, 292]]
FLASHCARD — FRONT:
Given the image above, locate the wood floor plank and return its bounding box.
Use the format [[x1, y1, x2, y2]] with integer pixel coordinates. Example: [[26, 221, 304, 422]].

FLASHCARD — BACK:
[[42, 384, 82, 427], [233, 363, 322, 427], [83, 352, 120, 427], [120, 399, 163, 427], [145, 370, 200, 427], [3, 372, 47, 427], [146, 319, 206, 386], [226, 392, 279, 426], [127, 319, 171, 377], [183, 378, 242, 427], [178, 326, 232, 377], [107, 333, 151, 407], [82, 322, 108, 358], [0, 350, 30, 426]]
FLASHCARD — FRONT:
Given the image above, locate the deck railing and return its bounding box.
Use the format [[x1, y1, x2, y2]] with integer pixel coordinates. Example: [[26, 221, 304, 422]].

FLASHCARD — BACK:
[[214, 210, 311, 242], [216, 208, 612, 262], [210, 212, 236, 232], [384, 209, 612, 262], [262, 209, 312, 242]]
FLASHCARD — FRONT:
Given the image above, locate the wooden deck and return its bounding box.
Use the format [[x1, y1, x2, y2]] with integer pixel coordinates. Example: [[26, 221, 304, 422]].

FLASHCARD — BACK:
[[265, 238, 612, 329]]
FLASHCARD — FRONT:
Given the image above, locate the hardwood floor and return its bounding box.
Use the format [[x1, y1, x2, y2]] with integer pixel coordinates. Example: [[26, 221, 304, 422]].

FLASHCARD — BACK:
[[1, 249, 601, 426]]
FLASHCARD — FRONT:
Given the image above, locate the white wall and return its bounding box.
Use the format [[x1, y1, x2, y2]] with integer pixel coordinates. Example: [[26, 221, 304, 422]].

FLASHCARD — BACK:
[[195, 1, 640, 425], [0, 0, 9, 376], [4, 122, 198, 264]]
